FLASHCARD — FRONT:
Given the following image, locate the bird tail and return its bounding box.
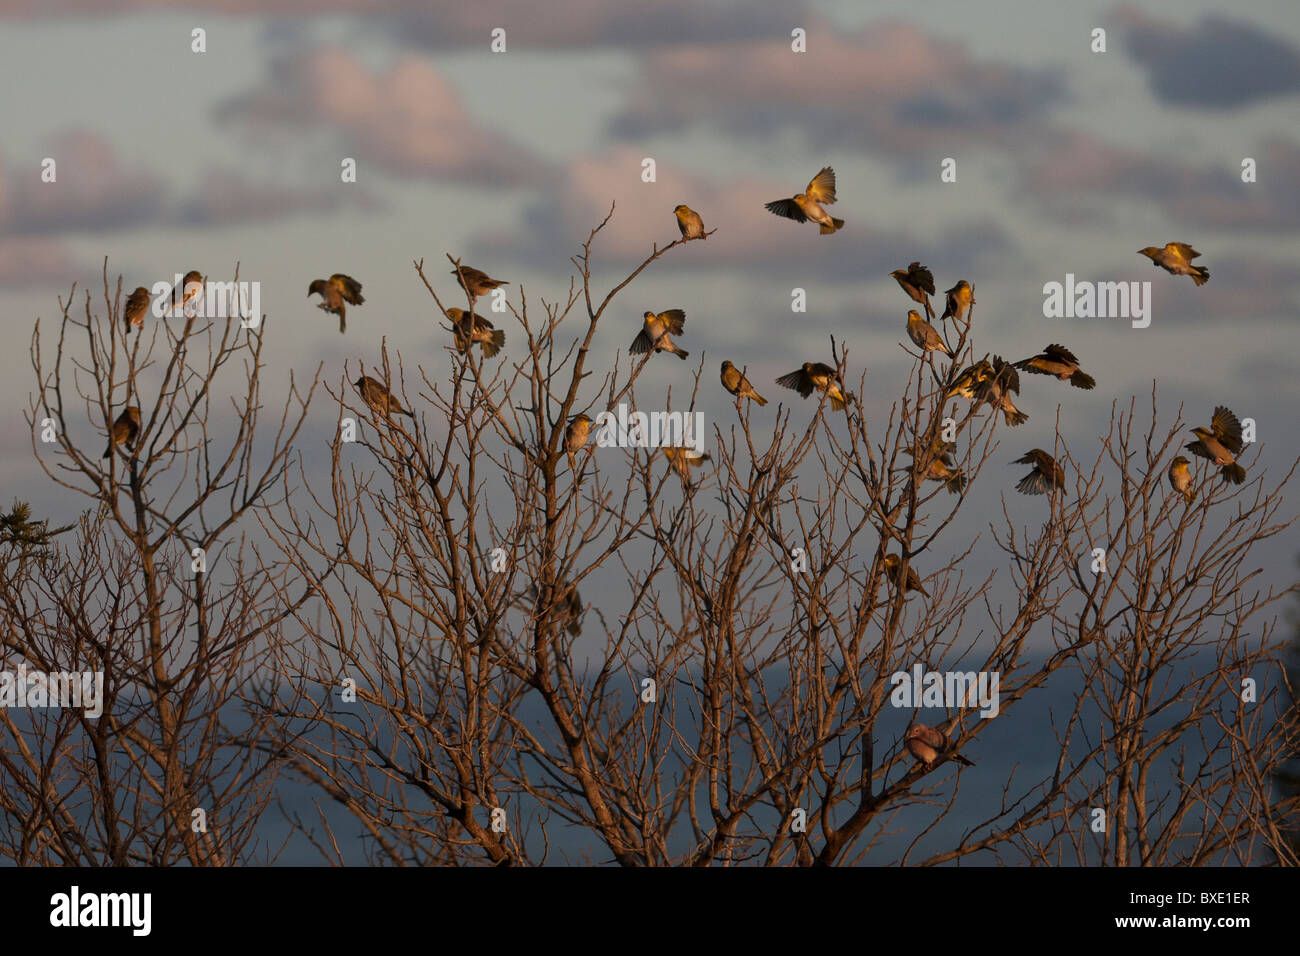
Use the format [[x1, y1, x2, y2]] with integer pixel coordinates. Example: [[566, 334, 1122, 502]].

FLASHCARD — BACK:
[[753, 392, 768, 407], [1004, 405, 1029, 427], [1221, 462, 1246, 484], [820, 217, 846, 235], [1183, 488, 1197, 503], [924, 300, 934, 320], [1070, 370, 1096, 390], [567, 450, 577, 472], [483, 330, 506, 358], [339, 314, 346, 335], [1191, 266, 1209, 286], [945, 473, 967, 494], [102, 442, 114, 460], [675, 347, 690, 360]]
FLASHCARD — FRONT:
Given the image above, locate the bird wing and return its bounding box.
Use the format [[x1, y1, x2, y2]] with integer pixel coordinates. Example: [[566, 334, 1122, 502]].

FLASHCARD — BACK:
[[1211, 406, 1243, 453], [776, 369, 814, 397], [657, 309, 686, 334], [910, 262, 936, 295], [332, 274, 364, 304], [765, 199, 807, 222], [1043, 344, 1078, 365], [805, 167, 837, 204], [630, 329, 656, 354], [1167, 242, 1200, 260]]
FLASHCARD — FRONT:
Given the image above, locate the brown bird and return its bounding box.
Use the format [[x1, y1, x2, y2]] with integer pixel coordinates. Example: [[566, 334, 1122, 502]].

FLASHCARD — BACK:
[[979, 356, 1028, 427], [776, 362, 853, 411], [905, 723, 974, 769], [172, 270, 203, 315], [906, 309, 950, 356], [1168, 455, 1196, 502], [764, 166, 844, 235], [1013, 449, 1065, 495], [354, 375, 413, 419], [446, 307, 505, 358], [527, 581, 583, 636], [664, 447, 711, 490], [947, 359, 993, 400], [1138, 242, 1209, 286], [674, 204, 706, 240], [451, 265, 509, 299], [890, 262, 936, 319], [1186, 406, 1246, 484], [102, 406, 141, 459], [309, 273, 364, 334], [721, 360, 767, 406], [631, 309, 689, 360], [903, 447, 966, 494], [123, 287, 151, 333], [565, 413, 593, 471], [881, 553, 928, 597], [1014, 344, 1095, 390], [940, 280, 974, 323]]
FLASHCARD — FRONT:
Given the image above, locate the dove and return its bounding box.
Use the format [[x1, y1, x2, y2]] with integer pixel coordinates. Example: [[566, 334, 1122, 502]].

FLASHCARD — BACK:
[[674, 204, 706, 240], [102, 406, 141, 459], [1186, 405, 1246, 484], [764, 166, 844, 235], [309, 273, 364, 334], [905, 723, 974, 769], [1013, 449, 1065, 495], [1138, 242, 1209, 286], [890, 262, 936, 319], [776, 362, 853, 411], [630, 309, 689, 360], [1014, 344, 1095, 390], [721, 360, 767, 406]]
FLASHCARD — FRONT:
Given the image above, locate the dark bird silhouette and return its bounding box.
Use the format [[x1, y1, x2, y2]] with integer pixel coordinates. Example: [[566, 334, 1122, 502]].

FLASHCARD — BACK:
[[1013, 449, 1065, 495], [890, 262, 936, 318], [102, 406, 141, 459], [1014, 344, 1095, 390]]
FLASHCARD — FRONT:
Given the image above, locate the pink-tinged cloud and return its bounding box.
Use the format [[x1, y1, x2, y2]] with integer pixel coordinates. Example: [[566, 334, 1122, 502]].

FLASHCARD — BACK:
[[218, 49, 549, 186], [176, 167, 380, 225], [0, 237, 85, 288]]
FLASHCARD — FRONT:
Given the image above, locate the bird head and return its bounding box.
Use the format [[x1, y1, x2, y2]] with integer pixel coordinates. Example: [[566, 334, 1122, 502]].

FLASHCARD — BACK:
[[673, 204, 689, 217], [1190, 426, 1212, 441], [889, 269, 906, 280], [308, 279, 326, 297], [1172, 456, 1190, 469], [126, 406, 141, 424], [907, 310, 922, 323], [643, 310, 655, 322], [882, 554, 900, 569], [721, 360, 734, 372], [1137, 247, 1160, 259], [572, 413, 592, 426]]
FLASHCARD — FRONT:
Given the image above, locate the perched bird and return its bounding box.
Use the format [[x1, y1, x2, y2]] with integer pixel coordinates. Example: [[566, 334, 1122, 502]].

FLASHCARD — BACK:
[[721, 360, 767, 406], [905, 723, 974, 769], [309, 274, 364, 334], [1186, 406, 1246, 484], [776, 362, 853, 411], [906, 309, 951, 356], [1013, 449, 1065, 495], [1014, 344, 1095, 390], [890, 262, 936, 319], [173, 270, 203, 315], [664, 447, 711, 490], [941, 280, 974, 323], [451, 265, 509, 299], [881, 553, 928, 597], [764, 166, 844, 235], [354, 376, 413, 419], [102, 406, 141, 459], [565, 413, 593, 470], [979, 357, 1027, 427], [1168, 455, 1196, 502], [947, 359, 994, 400], [527, 581, 583, 637], [674, 204, 706, 240], [446, 307, 505, 358], [903, 447, 966, 494], [1138, 242, 1209, 286], [123, 287, 151, 333], [631, 309, 689, 360]]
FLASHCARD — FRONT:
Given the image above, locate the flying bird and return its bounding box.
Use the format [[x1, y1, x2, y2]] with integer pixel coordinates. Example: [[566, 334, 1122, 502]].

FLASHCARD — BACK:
[[446, 307, 505, 358], [354, 376, 412, 420], [906, 309, 951, 356], [721, 360, 767, 406], [123, 287, 151, 333], [881, 553, 928, 597], [451, 265, 509, 299], [102, 406, 141, 459], [941, 280, 974, 323], [776, 362, 853, 411], [1013, 449, 1065, 495], [905, 723, 974, 769], [1138, 242, 1209, 286], [664, 447, 711, 490], [1186, 406, 1246, 484], [309, 274, 364, 334], [764, 166, 844, 235], [890, 262, 936, 319], [1014, 344, 1095, 390], [566, 413, 593, 470], [947, 359, 993, 400], [979, 357, 1028, 426], [1168, 456, 1196, 502], [674, 204, 706, 240], [631, 309, 689, 360]]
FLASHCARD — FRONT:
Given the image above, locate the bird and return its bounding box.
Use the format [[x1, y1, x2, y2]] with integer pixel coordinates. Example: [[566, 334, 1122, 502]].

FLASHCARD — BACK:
[[947, 359, 994, 400], [721, 360, 767, 406], [309, 274, 364, 334], [764, 166, 844, 235], [1186, 406, 1246, 484], [903, 450, 966, 494], [172, 270, 203, 316], [123, 287, 151, 333], [354, 376, 413, 419], [527, 581, 583, 636], [1014, 344, 1095, 390], [102, 406, 141, 459], [631, 309, 689, 360], [566, 413, 593, 470], [941, 280, 974, 323], [450, 265, 509, 299], [664, 447, 711, 490], [1013, 449, 1065, 495], [890, 262, 936, 319], [1168, 455, 1196, 502], [905, 723, 974, 769], [881, 553, 928, 597], [979, 357, 1028, 427], [1138, 242, 1209, 286], [446, 307, 505, 358], [674, 204, 706, 240], [776, 362, 853, 411], [906, 309, 951, 356]]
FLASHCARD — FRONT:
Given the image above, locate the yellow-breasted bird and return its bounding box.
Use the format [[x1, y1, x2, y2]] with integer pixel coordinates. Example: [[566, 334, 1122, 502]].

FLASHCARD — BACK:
[[1168, 455, 1196, 502], [1138, 242, 1209, 286], [354, 376, 413, 419], [979, 356, 1027, 427], [764, 166, 844, 235], [102, 406, 141, 459], [721, 360, 767, 406], [890, 261, 936, 319], [631, 309, 689, 360], [941, 280, 974, 323], [947, 359, 993, 400], [1013, 449, 1065, 495], [881, 553, 928, 597], [566, 413, 593, 470], [173, 270, 203, 315], [309, 273, 364, 334], [664, 447, 711, 490], [451, 265, 509, 299], [674, 204, 706, 240], [906, 309, 951, 356], [906, 723, 974, 769], [1014, 344, 1095, 390], [1186, 406, 1246, 484], [124, 287, 151, 333], [776, 362, 853, 411], [903, 444, 966, 494], [446, 307, 505, 358]]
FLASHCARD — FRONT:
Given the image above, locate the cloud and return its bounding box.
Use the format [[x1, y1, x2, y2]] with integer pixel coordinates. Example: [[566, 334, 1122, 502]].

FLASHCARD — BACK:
[[175, 167, 379, 226], [1116, 7, 1300, 108], [217, 48, 549, 186], [0, 237, 87, 288]]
